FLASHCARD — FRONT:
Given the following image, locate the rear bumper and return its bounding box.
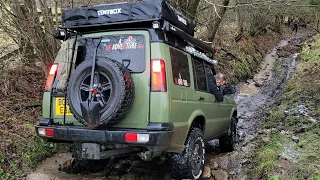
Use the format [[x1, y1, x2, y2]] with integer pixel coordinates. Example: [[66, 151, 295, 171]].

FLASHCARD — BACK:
[[35, 121, 174, 152]]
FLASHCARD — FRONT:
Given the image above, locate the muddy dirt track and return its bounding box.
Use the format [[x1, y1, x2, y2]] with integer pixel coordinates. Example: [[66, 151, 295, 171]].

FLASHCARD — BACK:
[[27, 28, 316, 180]]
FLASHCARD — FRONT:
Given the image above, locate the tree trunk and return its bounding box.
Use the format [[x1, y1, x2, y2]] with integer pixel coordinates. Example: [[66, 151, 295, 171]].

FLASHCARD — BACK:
[[317, 14, 320, 31], [208, 0, 230, 42], [171, 0, 201, 20], [187, 0, 201, 21], [235, 0, 244, 40]]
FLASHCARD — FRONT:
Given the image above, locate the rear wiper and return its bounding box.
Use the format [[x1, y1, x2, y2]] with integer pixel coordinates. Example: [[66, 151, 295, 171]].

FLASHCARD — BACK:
[[122, 59, 132, 71]]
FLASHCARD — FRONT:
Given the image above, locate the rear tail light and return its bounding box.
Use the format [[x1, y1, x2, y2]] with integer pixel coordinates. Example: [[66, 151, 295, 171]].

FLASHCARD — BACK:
[[125, 133, 149, 143], [45, 64, 58, 91], [38, 128, 55, 137], [151, 59, 167, 92]]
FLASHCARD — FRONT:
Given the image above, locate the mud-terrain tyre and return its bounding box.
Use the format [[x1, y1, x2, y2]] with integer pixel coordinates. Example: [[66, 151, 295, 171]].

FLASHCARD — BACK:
[[67, 58, 134, 127], [219, 116, 237, 152], [171, 128, 205, 180]]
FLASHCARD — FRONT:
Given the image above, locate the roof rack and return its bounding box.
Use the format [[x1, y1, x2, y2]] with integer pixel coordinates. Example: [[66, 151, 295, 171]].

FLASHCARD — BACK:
[[160, 21, 217, 65], [56, 0, 217, 65], [62, 0, 196, 36]]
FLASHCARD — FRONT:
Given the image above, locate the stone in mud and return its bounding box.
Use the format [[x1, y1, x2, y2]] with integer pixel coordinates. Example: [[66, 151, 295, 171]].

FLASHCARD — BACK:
[[241, 159, 251, 165], [247, 135, 256, 142], [258, 129, 271, 135], [292, 136, 299, 143], [162, 174, 171, 180], [108, 176, 121, 180], [202, 166, 211, 179], [213, 170, 228, 180], [295, 125, 307, 134], [123, 174, 137, 180], [209, 159, 219, 170], [27, 173, 55, 180], [254, 81, 263, 87], [308, 117, 317, 123], [229, 171, 237, 175], [262, 136, 270, 143]]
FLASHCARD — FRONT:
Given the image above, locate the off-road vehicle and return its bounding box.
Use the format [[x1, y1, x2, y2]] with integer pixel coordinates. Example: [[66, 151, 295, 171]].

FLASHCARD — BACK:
[[36, 0, 237, 179]]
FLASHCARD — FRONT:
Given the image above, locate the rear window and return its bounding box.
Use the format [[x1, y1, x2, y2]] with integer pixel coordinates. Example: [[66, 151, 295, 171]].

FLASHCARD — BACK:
[[170, 47, 190, 87], [77, 34, 146, 72]]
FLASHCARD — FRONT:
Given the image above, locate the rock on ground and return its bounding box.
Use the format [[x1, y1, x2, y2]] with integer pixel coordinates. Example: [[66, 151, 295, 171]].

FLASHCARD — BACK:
[[202, 166, 211, 179], [213, 170, 228, 180]]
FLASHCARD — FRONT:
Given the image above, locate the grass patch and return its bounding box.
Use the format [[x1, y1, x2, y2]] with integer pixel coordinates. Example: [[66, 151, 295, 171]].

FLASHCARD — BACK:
[[275, 58, 283, 73], [250, 133, 288, 179], [269, 176, 280, 180], [291, 124, 320, 179]]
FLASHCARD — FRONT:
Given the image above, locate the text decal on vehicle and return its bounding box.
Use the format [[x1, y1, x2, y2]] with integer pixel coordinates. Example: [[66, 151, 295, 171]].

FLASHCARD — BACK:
[[105, 36, 145, 51], [97, 8, 122, 16], [174, 73, 190, 87]]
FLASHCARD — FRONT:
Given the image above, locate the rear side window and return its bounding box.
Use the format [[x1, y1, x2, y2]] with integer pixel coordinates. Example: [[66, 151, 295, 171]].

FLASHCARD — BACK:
[[205, 64, 214, 75], [77, 34, 146, 72], [170, 48, 191, 87], [193, 58, 207, 91]]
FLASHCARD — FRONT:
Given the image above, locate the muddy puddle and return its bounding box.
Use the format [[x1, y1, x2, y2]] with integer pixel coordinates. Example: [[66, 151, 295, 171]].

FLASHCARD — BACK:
[[27, 30, 316, 180]]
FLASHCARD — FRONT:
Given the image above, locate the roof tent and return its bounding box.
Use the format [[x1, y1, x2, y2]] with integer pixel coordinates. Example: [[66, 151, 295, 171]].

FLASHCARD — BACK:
[[62, 0, 196, 36]]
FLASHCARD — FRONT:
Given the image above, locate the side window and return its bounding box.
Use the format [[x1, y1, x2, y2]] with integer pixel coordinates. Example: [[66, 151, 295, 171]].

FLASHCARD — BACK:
[[192, 58, 208, 91], [205, 65, 213, 76], [170, 48, 191, 87]]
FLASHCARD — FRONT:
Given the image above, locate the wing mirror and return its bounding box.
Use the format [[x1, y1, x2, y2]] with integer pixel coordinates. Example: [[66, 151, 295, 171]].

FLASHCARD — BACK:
[[223, 85, 236, 95]]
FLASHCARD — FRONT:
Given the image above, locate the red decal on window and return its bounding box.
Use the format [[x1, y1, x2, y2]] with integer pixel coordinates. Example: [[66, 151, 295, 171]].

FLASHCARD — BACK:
[[105, 44, 112, 50]]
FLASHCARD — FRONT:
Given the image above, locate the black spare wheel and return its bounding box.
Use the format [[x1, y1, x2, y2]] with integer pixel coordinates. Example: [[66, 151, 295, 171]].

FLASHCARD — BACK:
[[67, 58, 135, 129]]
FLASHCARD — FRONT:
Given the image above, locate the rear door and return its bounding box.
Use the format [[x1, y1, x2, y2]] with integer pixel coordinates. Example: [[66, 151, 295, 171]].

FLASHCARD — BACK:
[[51, 31, 150, 129], [192, 57, 226, 139], [168, 47, 198, 125]]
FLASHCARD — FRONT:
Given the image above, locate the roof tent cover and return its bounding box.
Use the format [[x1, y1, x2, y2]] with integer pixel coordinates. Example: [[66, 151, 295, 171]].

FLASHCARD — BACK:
[[62, 0, 196, 36]]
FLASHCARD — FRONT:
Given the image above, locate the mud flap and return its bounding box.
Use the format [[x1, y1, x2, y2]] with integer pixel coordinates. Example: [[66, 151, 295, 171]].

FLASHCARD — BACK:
[[80, 101, 101, 129], [81, 143, 101, 160]]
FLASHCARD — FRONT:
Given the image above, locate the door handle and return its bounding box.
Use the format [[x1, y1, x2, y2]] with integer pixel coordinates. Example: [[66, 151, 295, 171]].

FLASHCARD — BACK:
[[199, 97, 205, 101]]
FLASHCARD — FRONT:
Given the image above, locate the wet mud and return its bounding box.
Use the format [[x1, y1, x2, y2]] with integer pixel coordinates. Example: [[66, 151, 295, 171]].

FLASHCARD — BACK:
[[27, 29, 316, 180]]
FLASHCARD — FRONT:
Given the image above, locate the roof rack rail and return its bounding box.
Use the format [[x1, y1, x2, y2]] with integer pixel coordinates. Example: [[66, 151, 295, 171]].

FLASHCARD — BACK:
[[161, 21, 217, 65]]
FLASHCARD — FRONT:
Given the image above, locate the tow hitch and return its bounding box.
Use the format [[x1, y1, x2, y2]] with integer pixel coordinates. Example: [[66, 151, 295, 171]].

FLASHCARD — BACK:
[[80, 37, 102, 129]]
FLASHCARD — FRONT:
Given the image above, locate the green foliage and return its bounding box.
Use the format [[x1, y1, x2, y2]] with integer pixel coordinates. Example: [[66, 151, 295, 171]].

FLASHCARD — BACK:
[[269, 176, 280, 180], [264, 105, 286, 128], [275, 58, 283, 73], [251, 134, 286, 179], [0, 134, 60, 179], [310, 0, 320, 6], [23, 137, 58, 169], [293, 153, 320, 179]]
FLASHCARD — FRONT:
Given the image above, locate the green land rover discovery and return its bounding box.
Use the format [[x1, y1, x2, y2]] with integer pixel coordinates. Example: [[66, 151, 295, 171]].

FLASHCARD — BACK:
[[36, 0, 237, 179]]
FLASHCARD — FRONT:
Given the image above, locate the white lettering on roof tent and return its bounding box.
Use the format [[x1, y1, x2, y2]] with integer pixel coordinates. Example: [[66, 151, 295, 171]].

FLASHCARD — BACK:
[[97, 8, 122, 16], [177, 15, 187, 25]]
